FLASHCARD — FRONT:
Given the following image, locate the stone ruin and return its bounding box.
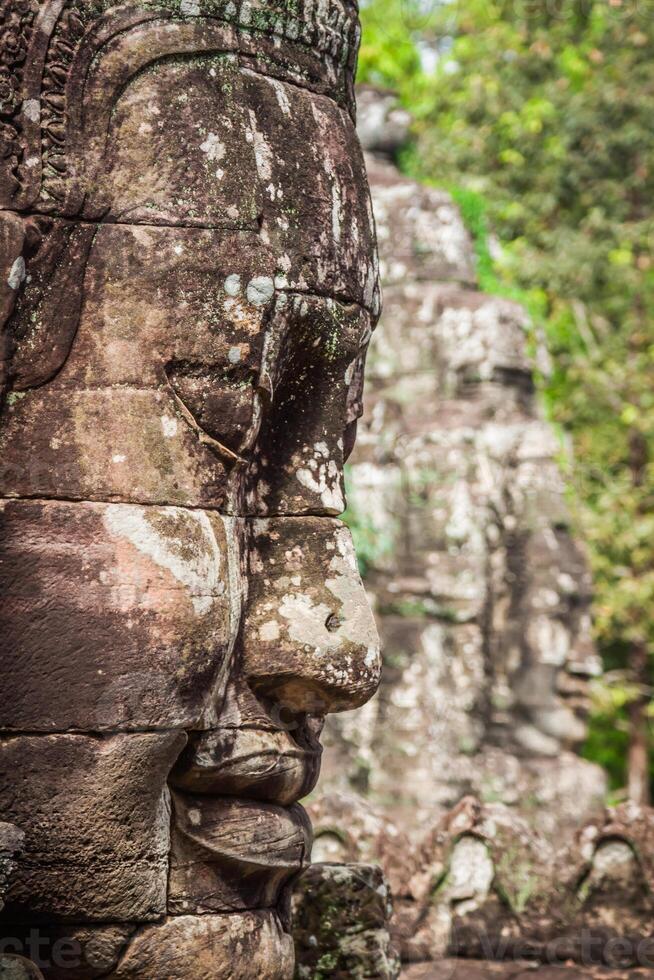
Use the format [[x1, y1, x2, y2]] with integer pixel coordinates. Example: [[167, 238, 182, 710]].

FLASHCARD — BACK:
[[301, 793, 654, 976], [292, 862, 400, 979], [318, 85, 607, 841], [1, 4, 652, 975], [292, 88, 654, 978], [0, 2, 382, 977]]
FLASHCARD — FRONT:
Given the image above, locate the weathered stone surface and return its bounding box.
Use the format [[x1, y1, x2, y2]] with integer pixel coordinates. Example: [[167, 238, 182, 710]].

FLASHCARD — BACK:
[[0, 21, 379, 511], [400, 964, 533, 980], [3, 915, 291, 979], [0, 499, 242, 731], [169, 676, 322, 805], [356, 84, 412, 159], [245, 297, 374, 517], [0, 925, 134, 980], [242, 517, 381, 713], [308, 793, 416, 899], [0, 225, 374, 512], [0, 733, 184, 921], [108, 912, 294, 980], [284, 87, 625, 980], [365, 156, 476, 288], [406, 799, 654, 968], [168, 793, 311, 913], [319, 86, 605, 842], [362, 282, 531, 387], [0, 2, 381, 975], [309, 769, 654, 971], [0, 822, 23, 912], [0, 1, 363, 215], [292, 862, 400, 979], [0, 958, 46, 979]]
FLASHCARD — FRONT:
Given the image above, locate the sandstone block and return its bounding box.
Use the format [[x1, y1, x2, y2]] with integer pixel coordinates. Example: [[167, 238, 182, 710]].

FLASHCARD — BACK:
[[0, 822, 23, 912], [292, 862, 400, 980], [365, 156, 475, 287], [109, 912, 294, 980], [0, 500, 241, 731], [0, 732, 185, 921]]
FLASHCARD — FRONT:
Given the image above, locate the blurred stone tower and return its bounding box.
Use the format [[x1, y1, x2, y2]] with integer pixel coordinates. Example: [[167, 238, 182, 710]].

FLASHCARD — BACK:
[[316, 86, 607, 842]]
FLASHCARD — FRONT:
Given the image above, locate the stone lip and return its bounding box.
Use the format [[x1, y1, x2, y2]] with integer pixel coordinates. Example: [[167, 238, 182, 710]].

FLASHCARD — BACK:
[[170, 725, 323, 806]]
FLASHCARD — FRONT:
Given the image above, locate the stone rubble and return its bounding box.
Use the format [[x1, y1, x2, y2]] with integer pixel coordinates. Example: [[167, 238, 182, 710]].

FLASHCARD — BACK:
[[292, 862, 400, 979]]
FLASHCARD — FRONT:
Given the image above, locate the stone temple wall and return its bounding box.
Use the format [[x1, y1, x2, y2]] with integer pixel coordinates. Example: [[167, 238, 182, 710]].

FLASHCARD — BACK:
[[296, 797, 654, 975]]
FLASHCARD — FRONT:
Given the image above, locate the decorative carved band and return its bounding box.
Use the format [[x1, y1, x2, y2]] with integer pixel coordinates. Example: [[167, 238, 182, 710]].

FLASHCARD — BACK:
[[0, 0, 360, 212]]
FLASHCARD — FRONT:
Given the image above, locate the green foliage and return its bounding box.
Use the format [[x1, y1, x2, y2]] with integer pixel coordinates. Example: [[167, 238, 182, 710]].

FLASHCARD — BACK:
[[447, 186, 496, 291], [582, 687, 631, 796], [359, 0, 654, 794], [358, 0, 440, 105]]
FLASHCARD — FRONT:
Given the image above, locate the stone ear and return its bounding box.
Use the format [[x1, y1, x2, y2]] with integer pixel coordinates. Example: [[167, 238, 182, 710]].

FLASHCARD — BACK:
[[3, 217, 95, 392]]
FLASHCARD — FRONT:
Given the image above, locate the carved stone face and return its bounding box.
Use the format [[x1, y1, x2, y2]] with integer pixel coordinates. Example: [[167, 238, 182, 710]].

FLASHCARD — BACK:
[[316, 125, 604, 850], [0, 1, 379, 973], [503, 527, 600, 756]]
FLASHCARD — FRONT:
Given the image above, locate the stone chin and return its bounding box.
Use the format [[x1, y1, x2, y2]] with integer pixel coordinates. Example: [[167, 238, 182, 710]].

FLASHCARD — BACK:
[[168, 794, 313, 914]]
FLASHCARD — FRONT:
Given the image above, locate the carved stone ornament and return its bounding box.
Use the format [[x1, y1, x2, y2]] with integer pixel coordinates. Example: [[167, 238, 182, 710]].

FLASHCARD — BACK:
[[0, 2, 381, 977]]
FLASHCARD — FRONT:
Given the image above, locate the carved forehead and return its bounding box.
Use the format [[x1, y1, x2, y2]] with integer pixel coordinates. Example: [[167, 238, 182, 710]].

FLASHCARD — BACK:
[[2, 1, 361, 204], [0, 1, 377, 307], [100, 59, 377, 304]]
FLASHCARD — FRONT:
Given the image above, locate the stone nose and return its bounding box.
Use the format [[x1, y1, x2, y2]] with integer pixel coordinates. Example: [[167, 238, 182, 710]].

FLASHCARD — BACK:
[[240, 517, 381, 714]]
